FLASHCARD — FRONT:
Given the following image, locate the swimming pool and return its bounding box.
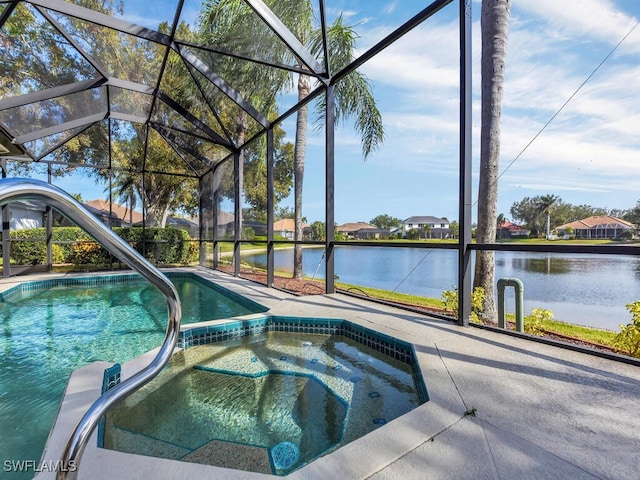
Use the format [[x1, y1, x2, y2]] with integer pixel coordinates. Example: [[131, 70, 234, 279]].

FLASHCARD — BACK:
[[0, 272, 267, 480], [103, 318, 428, 475]]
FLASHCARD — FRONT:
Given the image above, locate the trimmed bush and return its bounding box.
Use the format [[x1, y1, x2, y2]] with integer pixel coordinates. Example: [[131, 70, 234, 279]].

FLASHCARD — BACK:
[[525, 308, 553, 336], [52, 227, 93, 259], [9, 228, 68, 265], [114, 227, 195, 264], [10, 226, 197, 266], [70, 240, 111, 266], [10, 228, 46, 265]]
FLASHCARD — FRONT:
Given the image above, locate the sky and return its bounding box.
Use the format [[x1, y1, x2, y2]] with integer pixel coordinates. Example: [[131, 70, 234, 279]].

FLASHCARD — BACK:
[[296, 0, 640, 225], [49, 0, 640, 226], [276, 0, 640, 225]]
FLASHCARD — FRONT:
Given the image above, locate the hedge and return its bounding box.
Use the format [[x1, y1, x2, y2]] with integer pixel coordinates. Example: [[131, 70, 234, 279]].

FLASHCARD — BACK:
[[9, 226, 198, 266]]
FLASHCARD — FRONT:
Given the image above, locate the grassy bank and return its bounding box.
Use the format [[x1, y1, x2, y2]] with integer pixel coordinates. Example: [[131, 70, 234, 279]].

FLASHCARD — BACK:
[[334, 281, 620, 350], [539, 318, 618, 345], [335, 282, 445, 310]]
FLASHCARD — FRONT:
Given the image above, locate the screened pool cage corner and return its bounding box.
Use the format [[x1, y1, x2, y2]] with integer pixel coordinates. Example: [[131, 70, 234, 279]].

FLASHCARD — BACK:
[[0, 0, 477, 325]]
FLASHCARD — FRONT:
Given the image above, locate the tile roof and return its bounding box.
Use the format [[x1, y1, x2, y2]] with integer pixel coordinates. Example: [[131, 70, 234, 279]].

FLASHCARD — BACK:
[[336, 222, 375, 232], [498, 221, 529, 231], [85, 199, 143, 224], [273, 219, 310, 231], [216, 211, 234, 225], [273, 218, 295, 231], [403, 216, 447, 223], [556, 215, 635, 230]]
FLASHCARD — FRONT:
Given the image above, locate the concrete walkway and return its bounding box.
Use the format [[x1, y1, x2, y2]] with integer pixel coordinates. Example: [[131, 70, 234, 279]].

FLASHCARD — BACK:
[[258, 283, 640, 480], [33, 269, 640, 480]]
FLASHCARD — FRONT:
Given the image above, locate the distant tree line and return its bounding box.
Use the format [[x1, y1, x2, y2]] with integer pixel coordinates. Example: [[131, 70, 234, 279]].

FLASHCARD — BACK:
[[509, 195, 640, 238]]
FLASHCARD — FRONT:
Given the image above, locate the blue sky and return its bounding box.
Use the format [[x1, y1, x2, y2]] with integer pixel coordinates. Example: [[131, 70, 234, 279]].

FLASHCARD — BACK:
[[51, 0, 640, 226], [278, 0, 640, 225]]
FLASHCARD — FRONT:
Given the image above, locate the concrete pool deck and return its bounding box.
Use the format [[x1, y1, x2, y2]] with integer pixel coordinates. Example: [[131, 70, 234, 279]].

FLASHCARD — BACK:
[[21, 268, 640, 480]]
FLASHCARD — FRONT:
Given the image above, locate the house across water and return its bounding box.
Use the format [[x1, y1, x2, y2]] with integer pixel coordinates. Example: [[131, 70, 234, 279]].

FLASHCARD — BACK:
[[555, 215, 635, 239]]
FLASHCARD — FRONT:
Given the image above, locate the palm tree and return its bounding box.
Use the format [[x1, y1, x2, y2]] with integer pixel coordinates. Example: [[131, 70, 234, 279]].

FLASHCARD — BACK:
[[108, 173, 139, 226], [293, 15, 384, 278], [197, 2, 383, 279], [537, 194, 559, 240], [496, 213, 506, 239], [474, 0, 512, 323], [198, 0, 300, 237]]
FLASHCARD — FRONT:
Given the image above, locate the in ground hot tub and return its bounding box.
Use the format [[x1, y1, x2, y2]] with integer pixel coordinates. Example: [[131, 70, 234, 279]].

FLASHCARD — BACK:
[[103, 316, 428, 475]]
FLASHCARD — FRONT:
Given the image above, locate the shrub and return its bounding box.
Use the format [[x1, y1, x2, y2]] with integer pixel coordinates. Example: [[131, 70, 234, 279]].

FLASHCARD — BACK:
[[187, 240, 199, 263], [70, 241, 110, 265], [114, 226, 195, 265], [50, 244, 65, 264], [613, 301, 640, 358], [441, 286, 485, 324], [406, 228, 420, 240], [241, 227, 255, 240], [52, 227, 93, 259], [525, 308, 553, 336], [9, 228, 67, 265], [620, 230, 634, 241], [10, 228, 46, 265], [10, 226, 196, 267]]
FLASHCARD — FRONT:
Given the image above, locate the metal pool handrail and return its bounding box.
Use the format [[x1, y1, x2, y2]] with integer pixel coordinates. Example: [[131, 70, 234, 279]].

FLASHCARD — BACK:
[[0, 178, 182, 480]]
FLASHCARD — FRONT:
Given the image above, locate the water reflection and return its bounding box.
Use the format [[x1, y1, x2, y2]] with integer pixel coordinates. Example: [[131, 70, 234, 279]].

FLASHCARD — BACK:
[[632, 261, 640, 281], [241, 248, 640, 331], [502, 255, 572, 275]]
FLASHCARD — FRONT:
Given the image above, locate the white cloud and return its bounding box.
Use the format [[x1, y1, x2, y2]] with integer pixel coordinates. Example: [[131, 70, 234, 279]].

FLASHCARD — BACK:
[[463, 1, 640, 212], [383, 2, 398, 15], [359, 21, 460, 93], [307, 1, 640, 219], [514, 0, 639, 49]]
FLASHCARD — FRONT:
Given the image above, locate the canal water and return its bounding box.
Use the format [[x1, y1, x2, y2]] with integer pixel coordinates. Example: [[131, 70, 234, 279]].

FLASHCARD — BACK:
[[242, 247, 640, 332]]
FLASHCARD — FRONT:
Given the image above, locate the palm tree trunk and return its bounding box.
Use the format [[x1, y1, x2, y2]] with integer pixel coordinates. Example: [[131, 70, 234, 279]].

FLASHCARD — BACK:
[[474, 0, 511, 322], [546, 212, 551, 239], [237, 112, 247, 240], [293, 73, 310, 279]]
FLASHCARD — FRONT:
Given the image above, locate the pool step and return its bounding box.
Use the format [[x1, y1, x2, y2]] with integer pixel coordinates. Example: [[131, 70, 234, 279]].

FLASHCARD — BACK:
[[181, 439, 272, 474], [107, 426, 190, 460], [107, 427, 274, 474]]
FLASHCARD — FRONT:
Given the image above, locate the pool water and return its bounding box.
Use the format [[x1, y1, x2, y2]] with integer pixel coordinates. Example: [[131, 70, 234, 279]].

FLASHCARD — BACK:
[[0, 273, 266, 479], [105, 331, 423, 475]]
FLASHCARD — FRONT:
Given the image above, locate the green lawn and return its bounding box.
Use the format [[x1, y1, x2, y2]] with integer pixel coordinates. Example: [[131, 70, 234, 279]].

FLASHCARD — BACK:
[[336, 282, 445, 310], [335, 281, 622, 351], [540, 318, 619, 345]]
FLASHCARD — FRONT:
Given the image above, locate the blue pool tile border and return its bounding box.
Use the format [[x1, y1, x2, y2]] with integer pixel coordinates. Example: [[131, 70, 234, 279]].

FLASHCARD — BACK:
[[0, 274, 143, 302], [180, 315, 429, 403], [97, 363, 121, 449]]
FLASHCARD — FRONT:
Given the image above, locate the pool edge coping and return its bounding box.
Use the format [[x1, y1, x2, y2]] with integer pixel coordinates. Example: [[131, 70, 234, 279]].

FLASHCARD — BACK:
[[31, 268, 464, 480]]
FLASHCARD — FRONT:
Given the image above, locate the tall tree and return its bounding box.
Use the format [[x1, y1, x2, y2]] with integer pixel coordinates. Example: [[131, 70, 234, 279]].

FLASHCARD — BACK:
[[109, 171, 139, 226], [622, 200, 640, 224], [496, 213, 506, 239], [370, 214, 402, 230], [293, 15, 384, 278], [198, 0, 299, 236], [510, 196, 544, 235], [1, 3, 202, 227], [449, 220, 459, 239], [474, 0, 512, 322], [537, 194, 560, 239]]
